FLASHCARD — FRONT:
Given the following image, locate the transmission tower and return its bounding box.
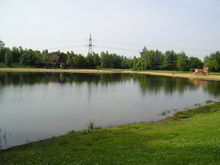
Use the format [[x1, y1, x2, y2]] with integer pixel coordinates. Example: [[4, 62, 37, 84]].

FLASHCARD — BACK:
[[88, 33, 93, 55]]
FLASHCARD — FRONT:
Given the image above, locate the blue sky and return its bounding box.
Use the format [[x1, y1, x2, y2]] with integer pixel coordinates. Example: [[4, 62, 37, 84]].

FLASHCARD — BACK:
[[0, 0, 220, 59]]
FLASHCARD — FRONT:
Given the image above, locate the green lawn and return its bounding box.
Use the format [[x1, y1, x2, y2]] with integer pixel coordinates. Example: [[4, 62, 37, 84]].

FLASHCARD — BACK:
[[1, 102, 220, 165]]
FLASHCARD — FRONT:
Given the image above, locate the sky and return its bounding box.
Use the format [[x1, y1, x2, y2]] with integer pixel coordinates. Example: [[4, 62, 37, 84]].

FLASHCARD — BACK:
[[0, 0, 220, 59]]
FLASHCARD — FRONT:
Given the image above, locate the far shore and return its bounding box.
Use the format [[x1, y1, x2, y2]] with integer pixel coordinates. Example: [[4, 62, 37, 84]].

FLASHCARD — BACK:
[[1, 68, 220, 81]]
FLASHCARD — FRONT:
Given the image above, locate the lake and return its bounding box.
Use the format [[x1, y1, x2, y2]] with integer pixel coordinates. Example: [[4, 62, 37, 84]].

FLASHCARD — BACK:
[[0, 72, 220, 149]]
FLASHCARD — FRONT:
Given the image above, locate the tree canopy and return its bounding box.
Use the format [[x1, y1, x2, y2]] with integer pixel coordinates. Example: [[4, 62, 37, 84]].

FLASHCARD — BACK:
[[204, 51, 220, 71], [133, 48, 203, 71], [0, 40, 218, 72]]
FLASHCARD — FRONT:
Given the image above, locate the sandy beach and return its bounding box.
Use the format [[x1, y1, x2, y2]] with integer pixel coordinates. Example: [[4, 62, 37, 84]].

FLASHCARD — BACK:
[[0, 68, 220, 81]]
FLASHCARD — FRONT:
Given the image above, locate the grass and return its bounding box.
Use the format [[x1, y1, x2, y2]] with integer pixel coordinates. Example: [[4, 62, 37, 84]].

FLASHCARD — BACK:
[[1, 102, 220, 164]]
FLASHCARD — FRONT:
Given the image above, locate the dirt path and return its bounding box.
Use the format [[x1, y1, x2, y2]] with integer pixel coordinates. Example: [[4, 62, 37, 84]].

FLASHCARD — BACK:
[[0, 68, 220, 81]]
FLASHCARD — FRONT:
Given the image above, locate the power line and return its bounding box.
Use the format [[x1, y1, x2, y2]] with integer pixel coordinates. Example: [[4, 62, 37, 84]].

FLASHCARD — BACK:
[[95, 45, 139, 52], [14, 36, 219, 58]]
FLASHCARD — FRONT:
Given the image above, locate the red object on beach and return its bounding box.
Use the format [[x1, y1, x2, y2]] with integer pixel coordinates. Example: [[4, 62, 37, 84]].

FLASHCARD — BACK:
[[193, 68, 209, 74]]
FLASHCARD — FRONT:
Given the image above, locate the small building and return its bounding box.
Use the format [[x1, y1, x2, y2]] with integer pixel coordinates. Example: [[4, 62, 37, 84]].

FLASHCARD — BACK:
[[47, 56, 60, 63], [46, 55, 65, 65]]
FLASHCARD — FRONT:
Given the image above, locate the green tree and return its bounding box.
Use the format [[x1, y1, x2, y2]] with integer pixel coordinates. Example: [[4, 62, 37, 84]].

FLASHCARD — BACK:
[[11, 47, 22, 63], [93, 53, 101, 68], [112, 53, 123, 68], [0, 40, 5, 62], [133, 57, 145, 70], [86, 53, 100, 68], [139, 47, 150, 70], [176, 52, 189, 71], [100, 52, 125, 69], [20, 49, 44, 66], [163, 51, 177, 70], [138, 47, 164, 70], [4, 48, 13, 66], [100, 51, 111, 68], [67, 54, 87, 68], [204, 51, 220, 71], [121, 57, 133, 69], [153, 50, 164, 70], [188, 57, 203, 69]]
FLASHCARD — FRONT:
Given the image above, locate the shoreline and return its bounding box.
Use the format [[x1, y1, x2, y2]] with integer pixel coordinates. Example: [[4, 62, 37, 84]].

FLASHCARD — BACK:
[[0, 101, 218, 151], [1, 101, 220, 164], [1, 68, 220, 81]]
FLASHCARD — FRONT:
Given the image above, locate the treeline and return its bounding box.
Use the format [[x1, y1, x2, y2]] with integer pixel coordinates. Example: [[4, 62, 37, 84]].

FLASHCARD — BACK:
[[0, 40, 220, 71], [133, 47, 203, 71], [0, 46, 133, 69], [204, 51, 220, 72]]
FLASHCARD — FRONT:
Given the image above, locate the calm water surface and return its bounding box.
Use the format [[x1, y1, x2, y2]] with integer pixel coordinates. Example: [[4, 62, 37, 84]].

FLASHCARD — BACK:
[[0, 72, 220, 149]]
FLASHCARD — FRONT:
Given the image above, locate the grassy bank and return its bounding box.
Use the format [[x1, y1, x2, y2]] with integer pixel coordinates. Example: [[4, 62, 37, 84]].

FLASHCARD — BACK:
[[1, 102, 220, 165]]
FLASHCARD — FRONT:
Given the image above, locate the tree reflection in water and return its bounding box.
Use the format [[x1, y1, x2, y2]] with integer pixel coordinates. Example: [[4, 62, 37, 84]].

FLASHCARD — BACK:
[[0, 72, 220, 97], [0, 72, 220, 149], [0, 128, 8, 149]]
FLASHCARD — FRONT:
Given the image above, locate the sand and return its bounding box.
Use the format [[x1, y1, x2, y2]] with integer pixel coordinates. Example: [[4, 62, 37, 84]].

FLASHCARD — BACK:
[[0, 68, 220, 81]]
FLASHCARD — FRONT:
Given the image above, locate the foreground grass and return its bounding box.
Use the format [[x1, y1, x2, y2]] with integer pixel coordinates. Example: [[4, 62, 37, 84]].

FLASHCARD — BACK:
[[1, 103, 220, 165]]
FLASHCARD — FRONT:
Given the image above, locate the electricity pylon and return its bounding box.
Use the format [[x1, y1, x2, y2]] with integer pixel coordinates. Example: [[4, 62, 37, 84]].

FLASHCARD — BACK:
[[88, 33, 93, 55]]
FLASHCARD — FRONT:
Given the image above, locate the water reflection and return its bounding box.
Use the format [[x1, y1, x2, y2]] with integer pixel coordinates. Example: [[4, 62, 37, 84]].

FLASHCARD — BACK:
[[0, 72, 128, 87], [0, 128, 8, 149], [0, 72, 219, 97], [0, 72, 220, 149], [132, 74, 199, 96]]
